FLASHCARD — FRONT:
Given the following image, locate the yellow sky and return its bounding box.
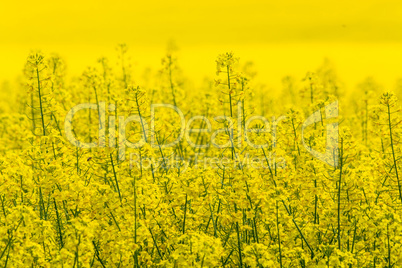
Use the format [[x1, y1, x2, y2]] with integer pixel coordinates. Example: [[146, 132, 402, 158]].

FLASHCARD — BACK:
[[1, 0, 402, 89]]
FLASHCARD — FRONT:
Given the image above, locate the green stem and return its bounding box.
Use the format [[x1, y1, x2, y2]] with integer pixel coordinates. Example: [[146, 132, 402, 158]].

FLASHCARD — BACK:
[[36, 68, 46, 136]]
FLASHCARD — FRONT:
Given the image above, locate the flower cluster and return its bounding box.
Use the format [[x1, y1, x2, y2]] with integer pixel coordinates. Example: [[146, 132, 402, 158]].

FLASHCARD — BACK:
[[0, 48, 401, 267]]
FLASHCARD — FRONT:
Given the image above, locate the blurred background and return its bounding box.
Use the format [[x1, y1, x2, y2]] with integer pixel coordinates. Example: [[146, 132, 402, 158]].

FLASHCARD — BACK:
[[1, 0, 401, 91]]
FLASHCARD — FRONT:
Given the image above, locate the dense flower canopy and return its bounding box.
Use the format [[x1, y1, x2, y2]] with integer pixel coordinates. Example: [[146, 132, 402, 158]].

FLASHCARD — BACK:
[[0, 47, 402, 267]]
